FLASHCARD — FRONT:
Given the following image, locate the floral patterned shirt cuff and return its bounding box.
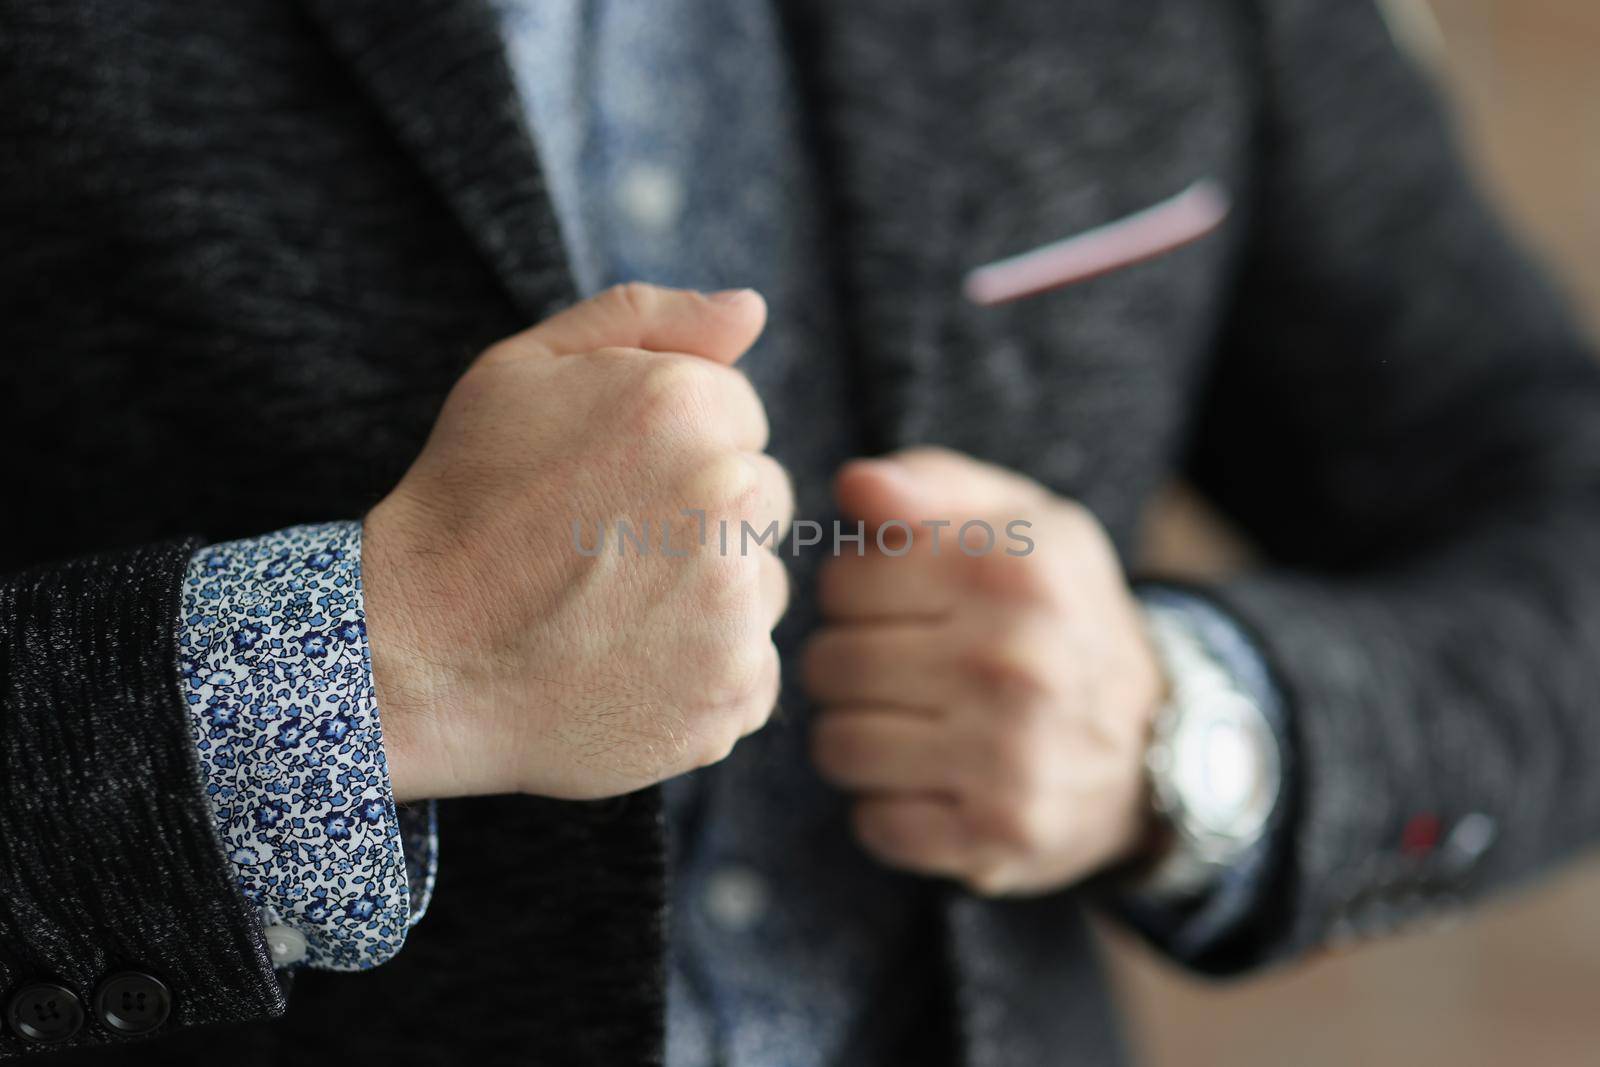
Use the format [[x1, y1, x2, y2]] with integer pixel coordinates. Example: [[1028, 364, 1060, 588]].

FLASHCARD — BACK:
[[178, 522, 437, 972]]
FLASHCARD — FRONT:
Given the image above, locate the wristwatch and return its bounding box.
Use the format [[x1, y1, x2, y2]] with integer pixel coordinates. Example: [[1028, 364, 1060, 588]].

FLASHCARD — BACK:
[[1136, 604, 1282, 899]]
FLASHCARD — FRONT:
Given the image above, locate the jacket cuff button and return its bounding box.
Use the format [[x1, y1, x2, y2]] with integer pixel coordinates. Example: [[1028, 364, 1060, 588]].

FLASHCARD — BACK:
[[93, 971, 172, 1035], [5, 982, 85, 1044]]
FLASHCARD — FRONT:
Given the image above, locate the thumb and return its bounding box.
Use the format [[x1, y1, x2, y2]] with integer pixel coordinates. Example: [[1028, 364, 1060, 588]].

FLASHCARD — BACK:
[[497, 282, 767, 365], [834, 446, 1046, 529]]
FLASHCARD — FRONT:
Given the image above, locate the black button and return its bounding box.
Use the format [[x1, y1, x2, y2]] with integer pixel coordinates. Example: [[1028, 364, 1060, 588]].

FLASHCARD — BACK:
[[6, 983, 84, 1044], [93, 972, 171, 1035]]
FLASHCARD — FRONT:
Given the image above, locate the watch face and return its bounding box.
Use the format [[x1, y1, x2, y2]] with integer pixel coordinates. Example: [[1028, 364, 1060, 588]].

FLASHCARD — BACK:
[[1167, 692, 1279, 842]]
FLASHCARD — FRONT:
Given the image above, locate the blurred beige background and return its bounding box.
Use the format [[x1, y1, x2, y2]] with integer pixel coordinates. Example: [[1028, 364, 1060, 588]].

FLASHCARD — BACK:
[[1110, 2, 1600, 1064]]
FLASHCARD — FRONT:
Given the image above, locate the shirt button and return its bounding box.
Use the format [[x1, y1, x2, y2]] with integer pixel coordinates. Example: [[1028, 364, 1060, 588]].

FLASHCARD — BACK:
[[263, 925, 308, 967], [93, 971, 171, 1035], [702, 865, 769, 933], [5, 983, 84, 1044], [614, 163, 685, 234]]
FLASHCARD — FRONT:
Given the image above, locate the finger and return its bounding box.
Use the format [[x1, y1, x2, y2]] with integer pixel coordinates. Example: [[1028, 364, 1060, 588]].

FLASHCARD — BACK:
[[739, 640, 783, 738], [802, 622, 950, 708], [816, 551, 953, 623], [684, 450, 791, 551], [746, 451, 795, 542], [497, 283, 767, 365], [834, 445, 1045, 531], [851, 796, 974, 879], [811, 709, 952, 793], [673, 355, 768, 451], [759, 552, 790, 632]]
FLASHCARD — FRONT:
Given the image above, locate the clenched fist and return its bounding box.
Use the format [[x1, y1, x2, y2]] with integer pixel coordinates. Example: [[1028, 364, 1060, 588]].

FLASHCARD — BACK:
[[805, 447, 1163, 896], [364, 284, 793, 802]]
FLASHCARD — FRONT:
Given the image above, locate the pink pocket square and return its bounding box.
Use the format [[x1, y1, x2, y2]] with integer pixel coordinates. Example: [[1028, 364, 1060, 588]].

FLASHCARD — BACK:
[[963, 180, 1231, 306]]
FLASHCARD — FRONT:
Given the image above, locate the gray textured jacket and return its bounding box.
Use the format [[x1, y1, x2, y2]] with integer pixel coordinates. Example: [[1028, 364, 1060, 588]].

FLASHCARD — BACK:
[[4, 1, 1600, 1064]]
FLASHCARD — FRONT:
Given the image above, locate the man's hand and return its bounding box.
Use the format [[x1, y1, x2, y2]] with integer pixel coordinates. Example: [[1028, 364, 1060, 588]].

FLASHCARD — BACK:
[[804, 447, 1162, 896], [363, 284, 793, 802]]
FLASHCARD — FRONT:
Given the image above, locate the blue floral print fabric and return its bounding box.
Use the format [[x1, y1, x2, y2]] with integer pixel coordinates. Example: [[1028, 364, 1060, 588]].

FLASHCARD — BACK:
[[178, 522, 435, 971]]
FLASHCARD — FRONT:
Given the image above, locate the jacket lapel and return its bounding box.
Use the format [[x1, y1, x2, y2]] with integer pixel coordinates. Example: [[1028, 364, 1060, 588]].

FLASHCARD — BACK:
[[778, 0, 975, 456], [298, 0, 577, 321]]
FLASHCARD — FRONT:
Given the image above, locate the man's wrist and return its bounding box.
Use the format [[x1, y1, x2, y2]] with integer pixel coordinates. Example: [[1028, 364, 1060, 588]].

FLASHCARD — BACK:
[[361, 499, 481, 803]]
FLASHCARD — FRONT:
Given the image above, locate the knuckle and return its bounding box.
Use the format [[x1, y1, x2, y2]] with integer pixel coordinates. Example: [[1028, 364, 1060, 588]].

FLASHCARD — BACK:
[[982, 725, 1043, 792], [964, 641, 1052, 703], [743, 644, 781, 730], [684, 452, 761, 519], [962, 546, 1043, 601], [815, 557, 850, 612], [742, 662, 780, 739], [631, 358, 712, 436], [977, 798, 1047, 853], [586, 344, 650, 371], [816, 553, 874, 615], [743, 384, 774, 449], [752, 453, 794, 516], [809, 721, 841, 773], [1054, 496, 1098, 535], [852, 803, 902, 853], [1053, 502, 1115, 568], [964, 863, 1015, 898], [999, 692, 1059, 739], [763, 550, 791, 604], [800, 632, 834, 693], [812, 716, 863, 772], [695, 545, 760, 611], [605, 280, 663, 320], [703, 631, 770, 709], [996, 715, 1038, 764]]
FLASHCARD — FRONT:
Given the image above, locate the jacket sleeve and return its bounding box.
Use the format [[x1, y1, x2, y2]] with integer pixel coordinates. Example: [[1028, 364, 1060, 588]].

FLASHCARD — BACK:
[[1169, 0, 1600, 974], [0, 541, 287, 1053]]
